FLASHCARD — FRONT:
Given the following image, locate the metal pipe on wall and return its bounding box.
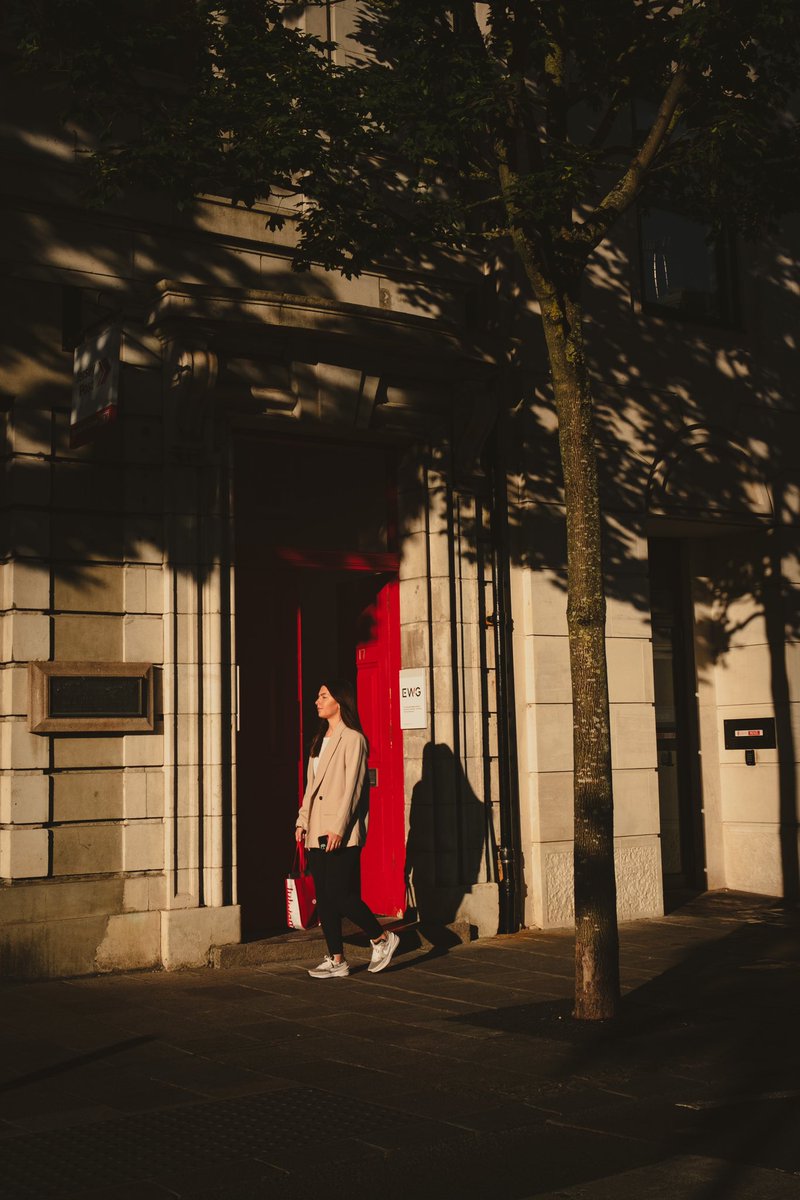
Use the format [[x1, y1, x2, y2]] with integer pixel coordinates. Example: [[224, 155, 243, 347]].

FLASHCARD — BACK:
[[490, 425, 523, 934]]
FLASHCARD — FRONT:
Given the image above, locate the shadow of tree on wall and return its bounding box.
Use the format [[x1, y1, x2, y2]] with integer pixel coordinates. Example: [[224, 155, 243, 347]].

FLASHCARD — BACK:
[[3, 35, 800, 919], [694, 518, 800, 905], [448, 223, 800, 908]]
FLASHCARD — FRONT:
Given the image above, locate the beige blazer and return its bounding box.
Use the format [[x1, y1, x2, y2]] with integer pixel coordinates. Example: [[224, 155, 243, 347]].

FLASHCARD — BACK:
[[295, 724, 369, 849]]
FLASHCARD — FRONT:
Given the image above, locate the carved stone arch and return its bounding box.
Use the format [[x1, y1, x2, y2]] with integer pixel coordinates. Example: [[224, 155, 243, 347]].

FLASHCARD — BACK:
[[646, 424, 774, 525]]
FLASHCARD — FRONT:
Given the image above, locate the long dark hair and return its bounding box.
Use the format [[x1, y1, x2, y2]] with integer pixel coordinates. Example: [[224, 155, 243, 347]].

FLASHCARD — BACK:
[[309, 679, 367, 757]]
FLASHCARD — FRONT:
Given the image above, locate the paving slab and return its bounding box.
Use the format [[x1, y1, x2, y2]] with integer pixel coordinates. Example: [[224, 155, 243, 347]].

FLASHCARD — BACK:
[[0, 891, 798, 1199], [526, 1154, 800, 1200]]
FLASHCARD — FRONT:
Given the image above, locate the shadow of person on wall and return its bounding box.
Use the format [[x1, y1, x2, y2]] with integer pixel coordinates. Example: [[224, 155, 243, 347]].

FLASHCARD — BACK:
[[404, 741, 493, 959]]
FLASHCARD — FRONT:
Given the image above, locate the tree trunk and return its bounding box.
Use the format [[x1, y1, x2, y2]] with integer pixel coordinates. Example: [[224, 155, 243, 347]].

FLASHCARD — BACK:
[[540, 293, 620, 1021]]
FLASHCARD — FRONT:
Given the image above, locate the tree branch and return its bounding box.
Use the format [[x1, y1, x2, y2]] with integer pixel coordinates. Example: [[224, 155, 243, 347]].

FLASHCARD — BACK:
[[575, 66, 689, 254], [496, 151, 564, 322], [543, 5, 568, 147]]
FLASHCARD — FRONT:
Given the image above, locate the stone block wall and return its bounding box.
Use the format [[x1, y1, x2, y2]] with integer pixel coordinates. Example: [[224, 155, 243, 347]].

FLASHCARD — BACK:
[[397, 446, 499, 937], [692, 531, 800, 900], [510, 492, 664, 930], [0, 284, 169, 976], [509, 366, 800, 926]]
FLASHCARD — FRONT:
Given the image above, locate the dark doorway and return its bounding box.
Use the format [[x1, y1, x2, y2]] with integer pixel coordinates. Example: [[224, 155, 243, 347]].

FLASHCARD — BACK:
[[648, 538, 706, 902], [233, 435, 405, 940]]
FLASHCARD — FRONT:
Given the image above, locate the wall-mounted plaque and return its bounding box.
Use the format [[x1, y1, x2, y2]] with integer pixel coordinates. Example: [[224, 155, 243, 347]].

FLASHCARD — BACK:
[[399, 668, 427, 730], [29, 662, 154, 733], [723, 717, 776, 750]]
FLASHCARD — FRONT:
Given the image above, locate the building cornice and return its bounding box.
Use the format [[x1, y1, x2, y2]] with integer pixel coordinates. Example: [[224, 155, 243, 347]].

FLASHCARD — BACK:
[[147, 280, 496, 380]]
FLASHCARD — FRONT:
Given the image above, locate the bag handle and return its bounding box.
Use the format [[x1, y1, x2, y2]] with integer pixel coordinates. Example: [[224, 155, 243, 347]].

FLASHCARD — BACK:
[[292, 841, 308, 875]]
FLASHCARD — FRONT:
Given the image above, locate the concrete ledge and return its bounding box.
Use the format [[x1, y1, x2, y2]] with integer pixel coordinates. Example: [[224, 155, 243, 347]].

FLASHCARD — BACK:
[[160, 904, 241, 969], [0, 908, 160, 979]]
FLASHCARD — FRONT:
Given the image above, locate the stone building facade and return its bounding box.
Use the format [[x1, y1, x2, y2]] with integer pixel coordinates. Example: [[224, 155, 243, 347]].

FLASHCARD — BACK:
[[2, 16, 798, 977]]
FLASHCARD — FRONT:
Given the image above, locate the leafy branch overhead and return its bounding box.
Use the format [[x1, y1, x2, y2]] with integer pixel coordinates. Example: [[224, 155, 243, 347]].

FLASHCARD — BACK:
[[11, 1, 799, 282]]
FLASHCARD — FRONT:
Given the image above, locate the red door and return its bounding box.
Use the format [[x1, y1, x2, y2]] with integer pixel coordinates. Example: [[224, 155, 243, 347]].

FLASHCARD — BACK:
[[356, 579, 405, 918], [235, 434, 403, 938]]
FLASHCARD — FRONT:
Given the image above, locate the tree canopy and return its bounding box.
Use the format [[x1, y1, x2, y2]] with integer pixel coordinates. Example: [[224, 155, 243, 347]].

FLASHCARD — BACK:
[[10, 1, 800, 278]]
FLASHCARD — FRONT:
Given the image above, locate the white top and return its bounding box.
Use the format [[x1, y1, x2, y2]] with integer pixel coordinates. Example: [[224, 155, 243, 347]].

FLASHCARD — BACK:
[[311, 735, 332, 779]]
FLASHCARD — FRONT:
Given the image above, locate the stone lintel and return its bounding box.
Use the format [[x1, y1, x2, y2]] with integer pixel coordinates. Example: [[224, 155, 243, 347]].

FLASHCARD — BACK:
[[148, 280, 495, 381]]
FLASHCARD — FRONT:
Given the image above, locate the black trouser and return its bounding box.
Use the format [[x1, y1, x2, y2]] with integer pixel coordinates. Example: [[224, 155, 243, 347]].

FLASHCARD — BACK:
[[308, 846, 382, 957]]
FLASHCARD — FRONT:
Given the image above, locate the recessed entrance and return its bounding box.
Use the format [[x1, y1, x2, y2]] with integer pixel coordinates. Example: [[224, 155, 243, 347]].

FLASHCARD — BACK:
[[233, 436, 405, 939], [648, 538, 706, 903]]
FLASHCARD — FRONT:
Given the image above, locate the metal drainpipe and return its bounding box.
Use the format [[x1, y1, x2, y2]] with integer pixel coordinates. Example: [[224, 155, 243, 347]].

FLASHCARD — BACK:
[[490, 426, 523, 934]]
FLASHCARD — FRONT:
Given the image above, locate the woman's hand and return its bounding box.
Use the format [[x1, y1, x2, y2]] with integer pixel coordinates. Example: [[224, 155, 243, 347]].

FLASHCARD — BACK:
[[295, 827, 306, 844], [324, 832, 342, 852]]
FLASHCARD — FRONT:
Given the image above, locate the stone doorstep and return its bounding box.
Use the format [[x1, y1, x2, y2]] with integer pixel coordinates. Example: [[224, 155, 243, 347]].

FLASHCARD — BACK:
[[209, 918, 474, 968]]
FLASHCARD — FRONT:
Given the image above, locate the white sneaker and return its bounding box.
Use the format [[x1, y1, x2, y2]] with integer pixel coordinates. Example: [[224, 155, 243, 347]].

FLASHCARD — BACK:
[[368, 930, 400, 974], [307, 955, 350, 979]]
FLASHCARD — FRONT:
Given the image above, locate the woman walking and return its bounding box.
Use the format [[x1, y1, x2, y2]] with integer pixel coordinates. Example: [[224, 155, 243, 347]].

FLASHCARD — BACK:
[[296, 680, 400, 979]]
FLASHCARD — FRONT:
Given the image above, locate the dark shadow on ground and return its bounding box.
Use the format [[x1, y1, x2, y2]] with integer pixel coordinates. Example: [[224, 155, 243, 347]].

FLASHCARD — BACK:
[[0, 1036, 156, 1093], [446, 896, 800, 1197]]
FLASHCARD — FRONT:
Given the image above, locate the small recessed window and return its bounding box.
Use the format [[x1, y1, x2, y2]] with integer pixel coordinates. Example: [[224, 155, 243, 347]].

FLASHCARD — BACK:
[[639, 206, 737, 326]]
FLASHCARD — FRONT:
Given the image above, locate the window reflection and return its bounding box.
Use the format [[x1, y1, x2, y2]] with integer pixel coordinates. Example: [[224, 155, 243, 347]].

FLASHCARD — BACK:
[[640, 206, 735, 324]]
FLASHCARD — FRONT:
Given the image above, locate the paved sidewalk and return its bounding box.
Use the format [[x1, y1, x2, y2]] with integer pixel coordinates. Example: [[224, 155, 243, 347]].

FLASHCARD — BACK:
[[1, 891, 798, 1200]]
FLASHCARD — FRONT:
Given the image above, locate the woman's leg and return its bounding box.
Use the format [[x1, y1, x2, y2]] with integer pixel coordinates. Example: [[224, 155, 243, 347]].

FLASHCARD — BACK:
[[307, 849, 345, 958], [326, 847, 383, 941]]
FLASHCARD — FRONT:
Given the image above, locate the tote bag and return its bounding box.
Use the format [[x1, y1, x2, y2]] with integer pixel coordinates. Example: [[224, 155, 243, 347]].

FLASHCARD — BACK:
[[286, 844, 319, 930]]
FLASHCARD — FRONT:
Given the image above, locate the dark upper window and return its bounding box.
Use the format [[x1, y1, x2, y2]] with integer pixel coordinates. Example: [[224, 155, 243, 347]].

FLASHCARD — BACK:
[[638, 205, 738, 326], [631, 101, 739, 328]]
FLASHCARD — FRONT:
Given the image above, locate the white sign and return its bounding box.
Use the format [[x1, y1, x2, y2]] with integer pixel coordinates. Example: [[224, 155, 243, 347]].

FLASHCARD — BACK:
[[71, 324, 121, 446], [399, 668, 427, 729]]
